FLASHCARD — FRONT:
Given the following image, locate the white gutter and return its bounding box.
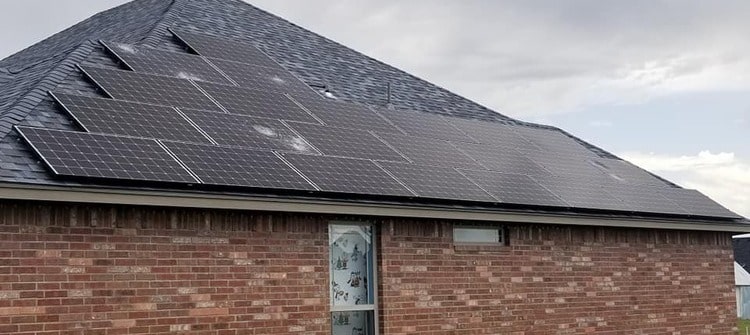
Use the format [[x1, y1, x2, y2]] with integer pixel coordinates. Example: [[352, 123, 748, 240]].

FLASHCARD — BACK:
[[0, 183, 748, 232]]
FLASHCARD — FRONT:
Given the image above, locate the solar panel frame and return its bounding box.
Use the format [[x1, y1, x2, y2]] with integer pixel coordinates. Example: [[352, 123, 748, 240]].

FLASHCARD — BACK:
[[282, 153, 414, 196], [51, 92, 212, 144], [170, 28, 284, 69], [289, 94, 400, 133], [450, 118, 540, 152], [79, 66, 221, 112], [101, 41, 233, 85], [178, 108, 318, 153], [376, 132, 483, 169], [459, 169, 568, 207], [532, 173, 626, 211], [605, 184, 688, 216], [15, 126, 198, 183], [195, 81, 319, 123], [513, 126, 598, 158], [286, 122, 407, 162], [376, 108, 475, 142], [163, 141, 316, 190]]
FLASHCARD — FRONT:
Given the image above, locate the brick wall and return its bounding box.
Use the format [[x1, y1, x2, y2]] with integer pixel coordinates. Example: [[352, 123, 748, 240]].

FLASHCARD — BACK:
[[0, 200, 737, 334], [379, 219, 736, 334]]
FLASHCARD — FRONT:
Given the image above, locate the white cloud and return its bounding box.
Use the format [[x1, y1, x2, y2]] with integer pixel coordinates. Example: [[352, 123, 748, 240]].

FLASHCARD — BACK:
[[620, 150, 750, 218]]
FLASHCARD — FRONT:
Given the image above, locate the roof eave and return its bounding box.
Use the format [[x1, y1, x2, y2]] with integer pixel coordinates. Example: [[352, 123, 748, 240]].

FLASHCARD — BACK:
[[0, 182, 747, 233]]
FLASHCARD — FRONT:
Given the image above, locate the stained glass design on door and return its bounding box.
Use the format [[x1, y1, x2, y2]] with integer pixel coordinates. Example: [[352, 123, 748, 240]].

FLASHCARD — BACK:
[[330, 224, 375, 335]]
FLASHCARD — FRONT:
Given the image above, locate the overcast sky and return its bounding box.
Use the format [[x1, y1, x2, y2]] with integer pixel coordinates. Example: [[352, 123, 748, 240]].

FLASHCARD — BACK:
[[0, 0, 747, 218]]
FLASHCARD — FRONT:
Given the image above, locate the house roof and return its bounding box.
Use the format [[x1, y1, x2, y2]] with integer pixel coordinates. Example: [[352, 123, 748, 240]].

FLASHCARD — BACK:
[[0, 0, 747, 229]]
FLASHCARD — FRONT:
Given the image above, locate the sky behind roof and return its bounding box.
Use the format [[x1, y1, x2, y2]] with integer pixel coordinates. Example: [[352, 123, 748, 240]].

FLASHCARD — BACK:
[[0, 0, 747, 218]]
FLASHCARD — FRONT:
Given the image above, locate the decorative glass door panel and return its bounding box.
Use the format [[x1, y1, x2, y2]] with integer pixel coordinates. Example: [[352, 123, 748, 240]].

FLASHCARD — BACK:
[[329, 223, 376, 335]]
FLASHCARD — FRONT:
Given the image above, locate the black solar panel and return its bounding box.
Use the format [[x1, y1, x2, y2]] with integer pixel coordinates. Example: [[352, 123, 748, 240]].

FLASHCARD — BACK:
[[282, 153, 413, 196], [532, 174, 625, 211], [101, 41, 232, 85], [16, 126, 196, 183], [208, 58, 317, 97], [378, 162, 495, 202], [52, 93, 211, 144], [660, 188, 742, 218], [290, 95, 400, 133], [459, 169, 568, 207], [377, 132, 482, 169], [606, 184, 688, 215], [377, 108, 474, 142], [451, 118, 540, 152], [452, 141, 551, 176], [287, 122, 406, 162], [513, 126, 597, 158], [195, 81, 318, 123], [590, 158, 668, 187], [80, 66, 220, 111], [171, 28, 282, 69], [163, 142, 315, 190], [179, 108, 318, 153]]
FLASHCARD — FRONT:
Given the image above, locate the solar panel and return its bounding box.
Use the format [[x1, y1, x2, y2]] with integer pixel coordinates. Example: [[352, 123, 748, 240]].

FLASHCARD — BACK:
[[80, 66, 220, 111], [101, 41, 232, 85], [513, 126, 598, 158], [170, 28, 283, 69], [590, 158, 668, 187], [163, 141, 315, 190], [532, 173, 625, 211], [282, 153, 413, 196], [450, 118, 539, 152], [286, 122, 406, 162], [377, 132, 482, 169], [660, 188, 742, 218], [452, 141, 551, 176], [378, 162, 495, 202], [290, 95, 400, 133], [52, 93, 211, 144], [16, 126, 197, 183], [195, 81, 318, 123], [605, 184, 688, 215], [207, 57, 318, 97], [179, 108, 318, 153], [459, 169, 568, 207], [376, 108, 474, 142]]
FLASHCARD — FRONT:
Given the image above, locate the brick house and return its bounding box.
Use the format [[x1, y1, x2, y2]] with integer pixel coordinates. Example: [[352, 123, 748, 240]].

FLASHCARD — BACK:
[[0, 1, 748, 334]]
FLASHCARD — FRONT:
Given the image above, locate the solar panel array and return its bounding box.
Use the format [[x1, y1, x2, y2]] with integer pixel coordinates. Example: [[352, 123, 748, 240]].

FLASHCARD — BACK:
[[16, 28, 742, 220]]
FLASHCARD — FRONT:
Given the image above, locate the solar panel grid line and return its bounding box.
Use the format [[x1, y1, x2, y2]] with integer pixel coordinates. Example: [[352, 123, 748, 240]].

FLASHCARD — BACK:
[[277, 119, 324, 155], [439, 115, 480, 143], [15, 126, 64, 176], [452, 169, 503, 203], [457, 168, 572, 207], [273, 151, 322, 191], [188, 80, 232, 114], [76, 65, 118, 100], [285, 122, 408, 162], [155, 140, 204, 184], [378, 161, 496, 202], [368, 132, 413, 164], [98, 40, 138, 73], [374, 131, 485, 169], [449, 142, 490, 170], [370, 160, 419, 196], [287, 94, 401, 133], [172, 108, 219, 145], [48, 91, 91, 133], [284, 93, 325, 124], [201, 57, 240, 87]]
